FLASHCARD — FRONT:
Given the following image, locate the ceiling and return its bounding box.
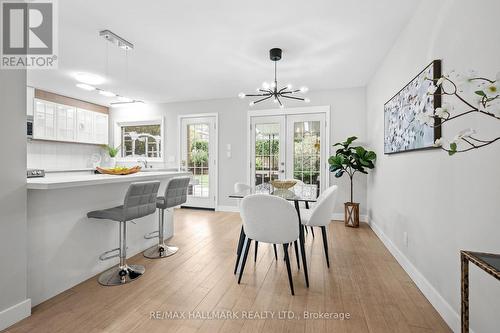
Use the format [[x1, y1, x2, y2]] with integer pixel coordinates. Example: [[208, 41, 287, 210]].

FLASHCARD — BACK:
[[27, 0, 421, 106]]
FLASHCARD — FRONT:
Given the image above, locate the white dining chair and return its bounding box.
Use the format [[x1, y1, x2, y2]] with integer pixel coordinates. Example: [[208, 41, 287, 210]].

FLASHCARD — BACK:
[[293, 180, 316, 238], [300, 185, 338, 268], [233, 182, 278, 268], [238, 194, 299, 295]]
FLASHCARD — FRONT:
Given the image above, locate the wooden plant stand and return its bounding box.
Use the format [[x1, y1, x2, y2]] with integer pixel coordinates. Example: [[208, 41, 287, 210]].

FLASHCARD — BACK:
[[344, 202, 359, 228]]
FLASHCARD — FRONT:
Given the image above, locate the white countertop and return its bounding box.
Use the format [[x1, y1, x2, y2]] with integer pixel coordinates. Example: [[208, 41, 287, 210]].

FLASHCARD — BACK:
[[27, 171, 191, 190]]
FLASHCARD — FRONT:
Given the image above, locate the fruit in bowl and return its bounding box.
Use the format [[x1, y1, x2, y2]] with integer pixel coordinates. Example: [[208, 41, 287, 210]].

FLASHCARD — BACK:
[[271, 179, 297, 190], [96, 165, 142, 175]]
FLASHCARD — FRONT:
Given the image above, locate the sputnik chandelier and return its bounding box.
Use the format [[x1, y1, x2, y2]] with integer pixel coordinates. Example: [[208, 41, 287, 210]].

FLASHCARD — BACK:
[[238, 48, 309, 108]]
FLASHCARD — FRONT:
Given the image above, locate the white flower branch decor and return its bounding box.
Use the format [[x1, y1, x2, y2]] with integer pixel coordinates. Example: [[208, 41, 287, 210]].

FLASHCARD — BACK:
[[426, 70, 500, 155]]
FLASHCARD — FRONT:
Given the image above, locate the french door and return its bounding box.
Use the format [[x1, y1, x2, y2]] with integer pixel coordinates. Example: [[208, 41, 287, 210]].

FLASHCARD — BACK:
[[180, 116, 217, 209], [250, 112, 327, 195]]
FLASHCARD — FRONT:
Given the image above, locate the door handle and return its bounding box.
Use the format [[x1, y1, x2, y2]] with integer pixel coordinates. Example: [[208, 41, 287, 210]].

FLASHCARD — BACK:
[[279, 170, 285, 173]]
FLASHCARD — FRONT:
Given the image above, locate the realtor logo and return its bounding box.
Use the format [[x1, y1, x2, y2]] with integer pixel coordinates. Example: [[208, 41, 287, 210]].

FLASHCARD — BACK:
[[1, 0, 58, 69]]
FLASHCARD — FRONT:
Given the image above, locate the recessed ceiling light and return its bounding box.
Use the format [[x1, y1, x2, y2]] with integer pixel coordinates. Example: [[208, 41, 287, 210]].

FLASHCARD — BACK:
[[74, 72, 105, 85], [99, 90, 116, 97], [76, 83, 95, 91]]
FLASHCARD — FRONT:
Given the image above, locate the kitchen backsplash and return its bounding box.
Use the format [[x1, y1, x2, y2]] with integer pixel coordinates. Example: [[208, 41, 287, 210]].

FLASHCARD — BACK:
[[27, 140, 103, 171], [27, 140, 173, 171]]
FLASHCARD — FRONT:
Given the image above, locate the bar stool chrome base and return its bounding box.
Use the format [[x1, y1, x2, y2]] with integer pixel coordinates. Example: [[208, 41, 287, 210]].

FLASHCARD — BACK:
[[98, 264, 145, 286], [143, 243, 178, 259]]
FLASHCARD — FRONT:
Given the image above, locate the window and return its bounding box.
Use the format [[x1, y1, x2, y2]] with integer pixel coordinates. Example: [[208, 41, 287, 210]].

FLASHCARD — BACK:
[[116, 119, 163, 160]]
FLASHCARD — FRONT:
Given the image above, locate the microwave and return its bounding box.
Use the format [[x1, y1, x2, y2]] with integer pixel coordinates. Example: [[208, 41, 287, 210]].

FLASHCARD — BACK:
[[27, 115, 33, 139]]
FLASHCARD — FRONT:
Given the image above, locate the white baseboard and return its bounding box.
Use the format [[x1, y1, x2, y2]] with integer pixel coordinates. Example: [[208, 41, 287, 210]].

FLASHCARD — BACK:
[[216, 205, 240, 213], [0, 299, 31, 331], [368, 220, 464, 333]]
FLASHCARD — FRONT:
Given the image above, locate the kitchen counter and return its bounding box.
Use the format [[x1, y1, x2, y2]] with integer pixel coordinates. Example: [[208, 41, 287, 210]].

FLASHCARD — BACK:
[[27, 170, 189, 189], [27, 170, 190, 306]]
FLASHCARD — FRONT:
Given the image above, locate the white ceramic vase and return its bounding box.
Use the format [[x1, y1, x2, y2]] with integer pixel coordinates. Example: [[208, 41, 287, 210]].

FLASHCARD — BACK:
[[101, 156, 116, 168]]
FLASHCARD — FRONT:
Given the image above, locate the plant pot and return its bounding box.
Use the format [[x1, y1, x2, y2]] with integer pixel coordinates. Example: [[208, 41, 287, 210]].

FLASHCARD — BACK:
[[344, 202, 360, 228], [101, 156, 116, 169]]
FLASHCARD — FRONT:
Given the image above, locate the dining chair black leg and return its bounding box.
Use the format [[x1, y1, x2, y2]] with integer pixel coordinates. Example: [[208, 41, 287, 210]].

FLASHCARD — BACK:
[[234, 226, 245, 274], [310, 226, 315, 238], [273, 244, 278, 260], [320, 226, 330, 268], [254, 241, 259, 262], [293, 240, 300, 270], [294, 201, 309, 288], [283, 244, 295, 295], [304, 225, 309, 234], [238, 239, 252, 284], [236, 226, 244, 254]]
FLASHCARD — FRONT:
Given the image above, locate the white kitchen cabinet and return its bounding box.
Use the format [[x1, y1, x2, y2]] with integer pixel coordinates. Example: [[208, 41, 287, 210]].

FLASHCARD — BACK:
[[33, 99, 56, 140], [33, 98, 108, 145], [93, 112, 109, 145], [76, 108, 94, 143], [56, 105, 76, 141]]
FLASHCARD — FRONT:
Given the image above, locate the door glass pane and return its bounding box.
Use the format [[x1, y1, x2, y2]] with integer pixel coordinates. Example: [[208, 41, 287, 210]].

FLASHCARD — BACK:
[[255, 123, 280, 187], [187, 123, 209, 198], [292, 121, 321, 195]]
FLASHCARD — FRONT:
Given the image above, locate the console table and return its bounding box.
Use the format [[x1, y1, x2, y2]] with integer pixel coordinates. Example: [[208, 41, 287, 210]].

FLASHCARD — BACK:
[[460, 250, 500, 333]]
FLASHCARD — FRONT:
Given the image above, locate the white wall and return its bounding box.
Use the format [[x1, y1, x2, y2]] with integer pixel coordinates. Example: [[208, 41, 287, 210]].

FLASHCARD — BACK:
[[110, 87, 367, 213], [0, 70, 30, 329], [366, 0, 500, 332], [27, 141, 103, 171]]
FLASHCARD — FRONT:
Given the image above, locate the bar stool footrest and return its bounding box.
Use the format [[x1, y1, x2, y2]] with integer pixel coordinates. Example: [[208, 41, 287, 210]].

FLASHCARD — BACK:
[[99, 248, 120, 261], [144, 230, 159, 239]]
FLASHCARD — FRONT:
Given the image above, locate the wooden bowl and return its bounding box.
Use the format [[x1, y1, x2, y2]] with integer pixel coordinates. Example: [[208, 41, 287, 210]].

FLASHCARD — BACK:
[[271, 179, 297, 190], [96, 166, 142, 175]]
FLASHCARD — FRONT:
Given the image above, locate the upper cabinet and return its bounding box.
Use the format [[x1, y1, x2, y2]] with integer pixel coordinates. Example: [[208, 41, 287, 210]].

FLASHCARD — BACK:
[[56, 104, 76, 142], [33, 99, 56, 140], [93, 112, 109, 145], [32, 97, 109, 145], [76, 108, 94, 143]]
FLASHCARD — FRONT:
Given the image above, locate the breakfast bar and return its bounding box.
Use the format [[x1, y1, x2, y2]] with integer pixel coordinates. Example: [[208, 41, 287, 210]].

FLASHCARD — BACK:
[[27, 170, 190, 306]]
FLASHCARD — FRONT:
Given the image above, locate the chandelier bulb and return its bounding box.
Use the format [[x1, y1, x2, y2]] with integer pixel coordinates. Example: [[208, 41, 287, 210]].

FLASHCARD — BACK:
[[287, 83, 293, 90], [249, 101, 255, 107], [300, 86, 309, 93], [279, 103, 285, 109], [238, 92, 246, 99], [262, 82, 270, 89], [271, 81, 276, 89], [273, 98, 278, 104], [304, 98, 311, 103]]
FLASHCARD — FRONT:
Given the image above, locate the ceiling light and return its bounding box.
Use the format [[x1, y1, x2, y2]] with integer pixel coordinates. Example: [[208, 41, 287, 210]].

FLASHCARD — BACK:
[[99, 90, 116, 97], [99, 30, 134, 50], [74, 72, 105, 85], [117, 96, 133, 102], [76, 83, 95, 91], [239, 48, 310, 108]]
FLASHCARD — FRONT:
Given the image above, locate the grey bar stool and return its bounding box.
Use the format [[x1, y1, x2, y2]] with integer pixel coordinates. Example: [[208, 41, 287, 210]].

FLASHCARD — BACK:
[[87, 180, 160, 286], [143, 176, 190, 259]]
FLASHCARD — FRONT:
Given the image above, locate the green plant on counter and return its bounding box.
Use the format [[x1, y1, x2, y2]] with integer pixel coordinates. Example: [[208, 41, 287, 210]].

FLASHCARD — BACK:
[[102, 144, 121, 158], [328, 136, 376, 202]]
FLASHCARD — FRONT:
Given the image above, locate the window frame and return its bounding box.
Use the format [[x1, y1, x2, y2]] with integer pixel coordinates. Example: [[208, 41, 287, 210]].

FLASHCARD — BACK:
[[114, 117, 165, 162]]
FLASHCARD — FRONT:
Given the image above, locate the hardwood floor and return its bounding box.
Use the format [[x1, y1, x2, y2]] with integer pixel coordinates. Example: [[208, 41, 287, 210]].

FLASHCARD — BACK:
[[5, 209, 450, 333]]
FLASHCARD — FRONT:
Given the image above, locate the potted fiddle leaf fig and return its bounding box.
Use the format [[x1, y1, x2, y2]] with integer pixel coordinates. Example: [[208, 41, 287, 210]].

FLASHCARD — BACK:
[[328, 136, 376, 228]]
